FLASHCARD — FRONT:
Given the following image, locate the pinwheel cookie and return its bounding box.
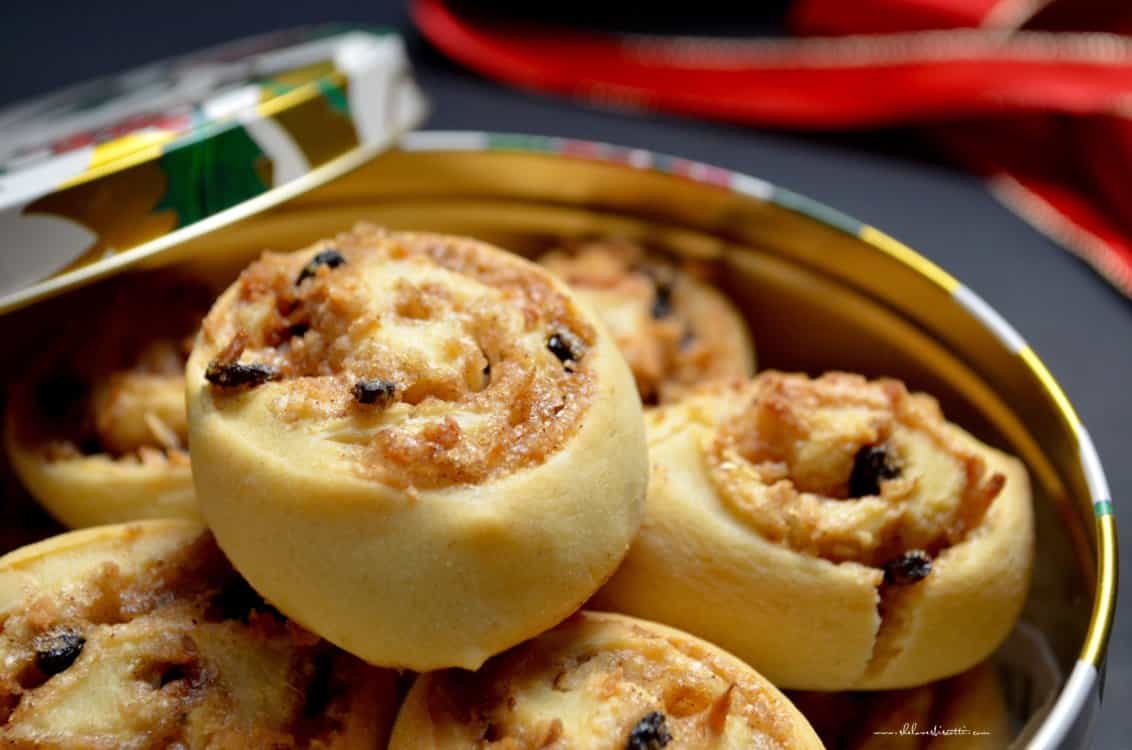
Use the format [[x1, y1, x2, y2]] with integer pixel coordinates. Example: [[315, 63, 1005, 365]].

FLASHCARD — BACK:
[[0, 520, 398, 748], [594, 371, 1033, 690], [538, 237, 754, 405], [390, 611, 823, 749], [187, 225, 648, 671], [5, 280, 209, 528]]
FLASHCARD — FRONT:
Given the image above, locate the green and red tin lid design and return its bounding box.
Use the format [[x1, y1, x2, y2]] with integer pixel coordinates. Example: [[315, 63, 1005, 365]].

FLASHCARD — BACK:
[[0, 25, 427, 307], [412, 0, 1132, 298]]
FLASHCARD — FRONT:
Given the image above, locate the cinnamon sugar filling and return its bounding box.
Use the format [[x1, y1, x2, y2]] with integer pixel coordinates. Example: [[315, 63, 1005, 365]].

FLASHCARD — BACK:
[[200, 228, 597, 490], [706, 372, 1005, 569], [538, 237, 747, 405], [421, 616, 797, 747], [0, 531, 364, 747]]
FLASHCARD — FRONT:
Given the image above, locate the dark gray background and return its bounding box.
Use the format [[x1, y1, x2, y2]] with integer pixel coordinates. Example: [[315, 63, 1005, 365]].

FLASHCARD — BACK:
[[2, 2, 1127, 746]]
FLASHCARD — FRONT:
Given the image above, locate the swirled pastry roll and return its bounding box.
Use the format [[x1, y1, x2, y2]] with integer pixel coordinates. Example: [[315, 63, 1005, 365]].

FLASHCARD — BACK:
[[389, 611, 823, 749], [0, 521, 398, 748], [593, 372, 1034, 690], [5, 280, 208, 528], [538, 238, 755, 405], [186, 225, 648, 671]]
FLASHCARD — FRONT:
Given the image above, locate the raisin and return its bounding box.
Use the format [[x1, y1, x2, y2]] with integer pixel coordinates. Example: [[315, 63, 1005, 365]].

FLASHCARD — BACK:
[[303, 651, 336, 718], [205, 361, 277, 389], [295, 249, 346, 285], [627, 711, 672, 750], [353, 379, 397, 406], [883, 550, 933, 585], [547, 330, 585, 365], [34, 374, 85, 421], [212, 577, 279, 622], [651, 280, 674, 319], [848, 444, 901, 498], [679, 329, 697, 351], [35, 631, 85, 676]]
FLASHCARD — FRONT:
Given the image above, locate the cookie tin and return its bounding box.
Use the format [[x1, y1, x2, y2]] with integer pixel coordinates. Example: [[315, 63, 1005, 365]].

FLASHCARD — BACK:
[[0, 132, 1114, 748], [0, 24, 427, 313]]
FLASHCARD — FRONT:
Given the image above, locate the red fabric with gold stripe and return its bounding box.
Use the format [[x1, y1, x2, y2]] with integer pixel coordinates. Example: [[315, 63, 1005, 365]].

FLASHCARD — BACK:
[[413, 0, 1132, 295]]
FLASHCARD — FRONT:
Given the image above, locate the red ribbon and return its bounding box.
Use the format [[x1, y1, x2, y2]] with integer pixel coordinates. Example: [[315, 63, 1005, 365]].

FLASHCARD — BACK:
[[413, 0, 1132, 297]]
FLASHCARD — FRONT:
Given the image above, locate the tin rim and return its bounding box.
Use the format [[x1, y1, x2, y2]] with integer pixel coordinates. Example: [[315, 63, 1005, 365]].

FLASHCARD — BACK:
[[3, 129, 1114, 743], [382, 131, 1110, 748]]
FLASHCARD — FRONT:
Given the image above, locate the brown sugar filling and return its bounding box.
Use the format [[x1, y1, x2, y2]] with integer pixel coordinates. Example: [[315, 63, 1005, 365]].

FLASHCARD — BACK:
[[538, 237, 747, 405], [422, 615, 798, 748], [200, 227, 597, 490], [0, 530, 369, 748], [706, 372, 1005, 569]]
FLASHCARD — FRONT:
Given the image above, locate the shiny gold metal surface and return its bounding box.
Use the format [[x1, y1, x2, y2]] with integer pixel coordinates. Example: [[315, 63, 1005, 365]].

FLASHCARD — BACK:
[[0, 140, 1111, 747]]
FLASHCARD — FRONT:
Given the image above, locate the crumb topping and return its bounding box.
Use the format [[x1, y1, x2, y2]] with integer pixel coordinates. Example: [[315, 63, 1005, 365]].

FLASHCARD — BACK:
[[0, 530, 372, 748], [420, 614, 798, 749], [538, 237, 751, 405], [705, 372, 1005, 568], [200, 227, 597, 490]]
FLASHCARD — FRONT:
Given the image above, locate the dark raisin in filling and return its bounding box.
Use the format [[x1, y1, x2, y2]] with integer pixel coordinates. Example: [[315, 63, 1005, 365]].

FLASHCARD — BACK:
[[679, 329, 697, 350], [547, 330, 586, 368], [651, 280, 674, 320], [205, 361, 278, 389], [211, 577, 281, 623], [34, 631, 85, 676], [353, 379, 397, 406], [295, 249, 346, 285], [883, 550, 933, 585], [848, 444, 901, 498], [303, 651, 336, 719], [627, 711, 672, 750], [34, 374, 86, 421]]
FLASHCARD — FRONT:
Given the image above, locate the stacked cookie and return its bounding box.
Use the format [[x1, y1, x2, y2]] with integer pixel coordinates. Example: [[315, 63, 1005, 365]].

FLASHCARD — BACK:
[[1, 227, 1033, 748]]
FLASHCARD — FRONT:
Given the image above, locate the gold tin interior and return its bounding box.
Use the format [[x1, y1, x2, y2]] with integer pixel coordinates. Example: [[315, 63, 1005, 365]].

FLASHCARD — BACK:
[[0, 135, 1114, 747]]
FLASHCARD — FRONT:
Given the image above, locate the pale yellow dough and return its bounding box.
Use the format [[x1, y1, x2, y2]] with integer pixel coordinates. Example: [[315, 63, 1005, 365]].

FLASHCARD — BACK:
[[187, 226, 648, 671], [593, 372, 1034, 690], [0, 520, 398, 748], [390, 611, 824, 749], [3, 433, 196, 528]]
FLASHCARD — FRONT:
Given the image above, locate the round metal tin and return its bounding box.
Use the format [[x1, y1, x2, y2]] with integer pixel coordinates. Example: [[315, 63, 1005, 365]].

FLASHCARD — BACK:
[[1, 131, 1113, 747]]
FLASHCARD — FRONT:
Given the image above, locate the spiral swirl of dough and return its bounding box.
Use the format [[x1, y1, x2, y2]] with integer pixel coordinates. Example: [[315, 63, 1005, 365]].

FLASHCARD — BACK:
[[0, 521, 397, 748], [390, 611, 823, 749], [538, 237, 755, 405], [187, 226, 648, 671], [594, 371, 1033, 690], [706, 371, 1005, 567]]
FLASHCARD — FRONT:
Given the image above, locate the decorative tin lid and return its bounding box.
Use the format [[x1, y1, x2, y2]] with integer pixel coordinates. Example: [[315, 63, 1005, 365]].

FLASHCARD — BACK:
[[0, 25, 427, 311]]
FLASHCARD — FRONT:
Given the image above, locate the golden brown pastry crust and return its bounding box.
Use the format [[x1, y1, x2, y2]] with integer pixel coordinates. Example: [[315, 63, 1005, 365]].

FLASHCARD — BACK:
[[187, 226, 648, 671], [4, 280, 208, 528], [390, 611, 823, 749], [538, 238, 754, 405], [0, 521, 398, 749], [594, 372, 1034, 690]]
